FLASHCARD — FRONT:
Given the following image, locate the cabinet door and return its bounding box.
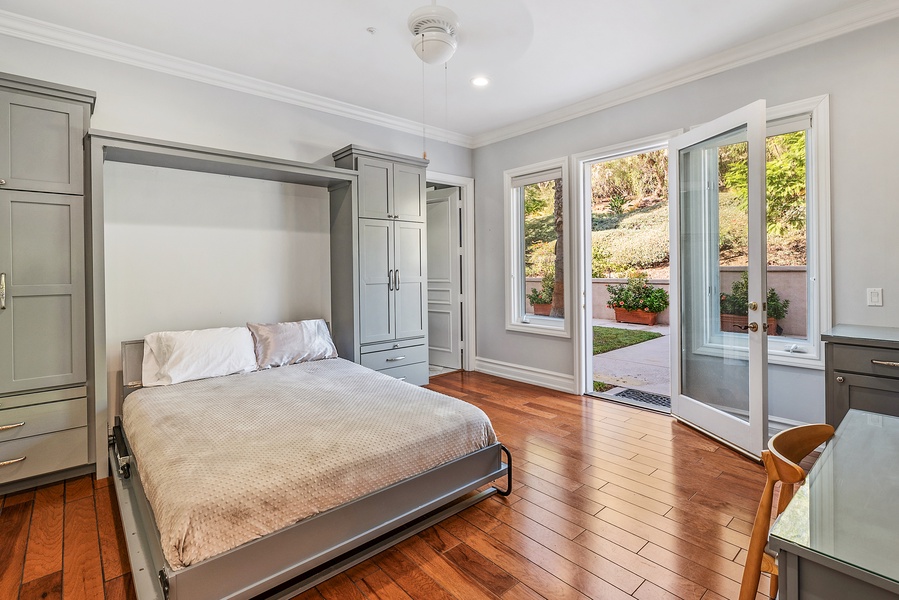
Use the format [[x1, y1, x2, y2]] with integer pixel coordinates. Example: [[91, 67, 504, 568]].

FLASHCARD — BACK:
[[393, 221, 427, 340], [357, 157, 393, 220], [832, 371, 899, 427], [358, 219, 395, 344], [393, 163, 426, 223], [0, 191, 86, 393], [0, 91, 84, 194]]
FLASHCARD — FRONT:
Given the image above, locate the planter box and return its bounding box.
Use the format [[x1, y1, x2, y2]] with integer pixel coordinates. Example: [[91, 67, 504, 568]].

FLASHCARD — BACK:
[[532, 303, 551, 316], [720, 314, 779, 335], [613, 308, 659, 326]]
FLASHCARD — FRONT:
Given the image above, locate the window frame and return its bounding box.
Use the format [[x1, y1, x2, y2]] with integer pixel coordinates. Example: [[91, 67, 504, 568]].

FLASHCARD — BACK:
[[692, 96, 831, 368], [504, 156, 572, 338]]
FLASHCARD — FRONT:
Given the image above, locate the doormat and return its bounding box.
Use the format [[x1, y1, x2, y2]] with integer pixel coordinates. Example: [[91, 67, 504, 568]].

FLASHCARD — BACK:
[[614, 388, 671, 409]]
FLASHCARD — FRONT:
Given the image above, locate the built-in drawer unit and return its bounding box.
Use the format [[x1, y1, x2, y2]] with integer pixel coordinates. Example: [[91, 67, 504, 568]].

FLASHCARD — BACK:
[[0, 386, 89, 486], [361, 342, 428, 371], [0, 427, 88, 485], [824, 325, 899, 427], [360, 339, 429, 385]]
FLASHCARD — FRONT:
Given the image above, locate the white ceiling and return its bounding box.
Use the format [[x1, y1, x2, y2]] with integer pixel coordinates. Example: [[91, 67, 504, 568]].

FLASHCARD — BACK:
[[0, 0, 895, 146]]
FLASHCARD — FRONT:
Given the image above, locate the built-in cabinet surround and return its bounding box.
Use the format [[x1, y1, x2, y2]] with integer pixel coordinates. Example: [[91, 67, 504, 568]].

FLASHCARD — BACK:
[[333, 146, 430, 385], [0, 73, 95, 493]]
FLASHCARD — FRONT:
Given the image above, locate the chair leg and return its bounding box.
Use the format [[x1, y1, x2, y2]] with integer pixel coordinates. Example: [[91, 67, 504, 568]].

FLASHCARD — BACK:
[[769, 571, 779, 598]]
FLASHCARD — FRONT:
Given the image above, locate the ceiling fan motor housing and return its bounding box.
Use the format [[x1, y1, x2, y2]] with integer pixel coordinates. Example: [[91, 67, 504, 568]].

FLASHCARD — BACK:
[[408, 4, 460, 64]]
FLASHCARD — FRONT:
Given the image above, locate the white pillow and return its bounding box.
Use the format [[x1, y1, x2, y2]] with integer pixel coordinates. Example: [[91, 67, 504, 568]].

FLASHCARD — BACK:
[[247, 319, 338, 369], [141, 327, 257, 386]]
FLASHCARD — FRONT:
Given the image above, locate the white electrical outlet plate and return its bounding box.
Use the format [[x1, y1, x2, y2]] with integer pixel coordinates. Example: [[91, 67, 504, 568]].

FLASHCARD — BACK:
[[867, 288, 883, 306]]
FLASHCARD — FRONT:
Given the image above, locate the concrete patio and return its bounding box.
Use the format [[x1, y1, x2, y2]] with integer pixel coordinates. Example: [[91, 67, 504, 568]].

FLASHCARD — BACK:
[[591, 318, 670, 399]]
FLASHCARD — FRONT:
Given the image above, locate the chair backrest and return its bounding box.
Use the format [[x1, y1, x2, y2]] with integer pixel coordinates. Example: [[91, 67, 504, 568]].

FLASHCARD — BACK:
[[738, 423, 835, 600]]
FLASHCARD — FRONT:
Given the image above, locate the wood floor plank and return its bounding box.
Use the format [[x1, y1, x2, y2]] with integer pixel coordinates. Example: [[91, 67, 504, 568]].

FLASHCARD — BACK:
[[443, 543, 518, 597], [62, 495, 104, 600], [395, 534, 499, 600], [19, 570, 62, 600], [502, 582, 547, 599], [104, 573, 137, 600], [95, 483, 131, 581], [372, 546, 457, 600], [356, 567, 415, 600], [317, 572, 367, 600], [64, 476, 94, 504], [22, 483, 64, 584], [0, 500, 32, 600]]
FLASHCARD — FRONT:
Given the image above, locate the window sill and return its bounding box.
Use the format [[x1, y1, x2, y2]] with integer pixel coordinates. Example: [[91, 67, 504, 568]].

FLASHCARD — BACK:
[[507, 316, 571, 338]]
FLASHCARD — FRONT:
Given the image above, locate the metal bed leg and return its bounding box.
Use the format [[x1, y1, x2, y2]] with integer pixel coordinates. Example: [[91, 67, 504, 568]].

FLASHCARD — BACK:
[[497, 444, 513, 497]]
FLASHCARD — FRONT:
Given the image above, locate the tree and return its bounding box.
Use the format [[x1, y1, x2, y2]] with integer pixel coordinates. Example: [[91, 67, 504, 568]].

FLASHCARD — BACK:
[[550, 178, 564, 318], [719, 131, 807, 234]]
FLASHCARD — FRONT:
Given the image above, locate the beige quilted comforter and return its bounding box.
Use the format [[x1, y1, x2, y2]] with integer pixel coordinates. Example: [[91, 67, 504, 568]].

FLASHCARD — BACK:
[[122, 358, 496, 569]]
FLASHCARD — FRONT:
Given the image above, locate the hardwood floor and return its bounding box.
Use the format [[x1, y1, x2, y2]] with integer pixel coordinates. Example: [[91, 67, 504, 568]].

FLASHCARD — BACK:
[[0, 372, 770, 600]]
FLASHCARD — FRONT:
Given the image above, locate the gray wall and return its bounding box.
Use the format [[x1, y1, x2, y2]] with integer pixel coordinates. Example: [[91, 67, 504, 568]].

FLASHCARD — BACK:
[[472, 18, 899, 422]]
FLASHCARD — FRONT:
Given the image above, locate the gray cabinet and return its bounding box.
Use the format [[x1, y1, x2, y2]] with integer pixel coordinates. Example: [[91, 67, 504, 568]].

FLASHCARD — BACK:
[[823, 324, 899, 427], [0, 89, 85, 195], [332, 145, 429, 385], [0, 73, 93, 493]]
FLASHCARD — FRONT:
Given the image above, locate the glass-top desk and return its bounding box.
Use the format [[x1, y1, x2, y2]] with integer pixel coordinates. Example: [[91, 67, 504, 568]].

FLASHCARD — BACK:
[[769, 409, 899, 599]]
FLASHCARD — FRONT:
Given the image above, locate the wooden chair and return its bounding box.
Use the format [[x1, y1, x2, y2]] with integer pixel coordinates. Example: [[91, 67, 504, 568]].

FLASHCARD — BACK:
[[738, 423, 835, 600]]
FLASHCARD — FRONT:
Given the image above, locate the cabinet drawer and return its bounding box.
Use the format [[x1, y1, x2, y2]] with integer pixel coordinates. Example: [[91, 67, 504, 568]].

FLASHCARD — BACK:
[[832, 344, 899, 379], [0, 398, 87, 443], [378, 362, 429, 386], [360, 338, 426, 354], [361, 344, 428, 371], [0, 427, 88, 484], [0, 386, 87, 411]]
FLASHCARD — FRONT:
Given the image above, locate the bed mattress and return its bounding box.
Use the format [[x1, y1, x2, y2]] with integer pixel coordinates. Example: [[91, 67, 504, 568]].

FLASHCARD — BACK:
[[122, 358, 496, 570]]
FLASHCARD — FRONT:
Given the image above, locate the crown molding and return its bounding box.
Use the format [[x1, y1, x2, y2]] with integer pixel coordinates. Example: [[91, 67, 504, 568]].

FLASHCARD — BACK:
[[471, 0, 899, 148], [0, 9, 474, 148], [1, 1, 896, 152]]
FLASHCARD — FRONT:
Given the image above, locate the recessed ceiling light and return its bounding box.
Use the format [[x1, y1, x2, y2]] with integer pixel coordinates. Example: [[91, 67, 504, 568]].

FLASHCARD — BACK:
[[471, 76, 490, 87]]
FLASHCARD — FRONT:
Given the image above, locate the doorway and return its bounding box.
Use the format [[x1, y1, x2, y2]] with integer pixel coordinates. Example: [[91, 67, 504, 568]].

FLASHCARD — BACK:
[[581, 141, 673, 413], [426, 185, 462, 374], [424, 173, 476, 377]]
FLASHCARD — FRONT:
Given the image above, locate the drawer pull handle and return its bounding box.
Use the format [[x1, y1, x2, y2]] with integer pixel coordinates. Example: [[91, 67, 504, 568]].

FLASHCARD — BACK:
[[398, 377, 407, 381], [0, 456, 25, 468], [386, 356, 406, 362], [872, 360, 899, 368], [0, 421, 24, 432]]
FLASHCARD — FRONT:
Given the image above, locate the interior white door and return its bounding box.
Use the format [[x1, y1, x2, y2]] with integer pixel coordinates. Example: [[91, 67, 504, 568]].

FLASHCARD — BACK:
[[426, 188, 462, 369], [668, 100, 769, 458]]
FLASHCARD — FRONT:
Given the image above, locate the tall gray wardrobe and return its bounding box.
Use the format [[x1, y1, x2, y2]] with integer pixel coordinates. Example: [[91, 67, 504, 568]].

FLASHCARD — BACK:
[[0, 73, 95, 493], [332, 146, 430, 386]]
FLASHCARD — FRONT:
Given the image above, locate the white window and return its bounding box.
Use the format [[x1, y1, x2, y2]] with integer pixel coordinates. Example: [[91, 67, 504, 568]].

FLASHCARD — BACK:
[[504, 157, 571, 337], [699, 96, 831, 366]]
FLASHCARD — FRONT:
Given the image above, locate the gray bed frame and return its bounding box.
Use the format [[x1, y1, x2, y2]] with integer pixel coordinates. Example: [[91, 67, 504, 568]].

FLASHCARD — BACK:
[[110, 340, 511, 600]]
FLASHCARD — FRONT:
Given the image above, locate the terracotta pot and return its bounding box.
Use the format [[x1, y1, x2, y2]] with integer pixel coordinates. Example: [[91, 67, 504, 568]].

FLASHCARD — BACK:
[[613, 307, 658, 325], [532, 303, 552, 316], [720, 314, 779, 335]]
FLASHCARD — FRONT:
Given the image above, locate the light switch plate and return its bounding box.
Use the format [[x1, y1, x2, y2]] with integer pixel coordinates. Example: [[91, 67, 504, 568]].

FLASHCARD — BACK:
[[867, 288, 883, 306]]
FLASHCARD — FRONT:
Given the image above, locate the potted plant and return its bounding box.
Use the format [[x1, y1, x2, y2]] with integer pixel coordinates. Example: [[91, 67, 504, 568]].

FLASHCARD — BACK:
[[720, 272, 790, 335], [606, 272, 669, 325], [527, 274, 555, 316]]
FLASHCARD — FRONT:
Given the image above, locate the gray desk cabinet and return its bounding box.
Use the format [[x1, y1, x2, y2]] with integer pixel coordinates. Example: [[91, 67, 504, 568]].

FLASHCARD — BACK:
[[0, 73, 94, 493], [823, 324, 899, 427], [333, 145, 429, 385]]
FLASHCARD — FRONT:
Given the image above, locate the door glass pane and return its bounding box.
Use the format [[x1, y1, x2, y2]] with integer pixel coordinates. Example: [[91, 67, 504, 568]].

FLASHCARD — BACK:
[[679, 125, 750, 424]]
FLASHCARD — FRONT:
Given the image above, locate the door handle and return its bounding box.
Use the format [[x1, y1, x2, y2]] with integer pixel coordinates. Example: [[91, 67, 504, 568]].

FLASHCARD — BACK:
[[388, 269, 393, 291], [734, 322, 759, 332], [395, 269, 400, 289], [0, 272, 5, 310]]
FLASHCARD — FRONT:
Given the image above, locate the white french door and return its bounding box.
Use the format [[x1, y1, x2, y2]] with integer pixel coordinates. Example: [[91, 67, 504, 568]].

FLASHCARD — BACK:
[[668, 100, 769, 458]]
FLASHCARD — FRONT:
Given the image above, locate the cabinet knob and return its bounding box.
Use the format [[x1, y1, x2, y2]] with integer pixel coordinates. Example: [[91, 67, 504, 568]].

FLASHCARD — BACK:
[[0, 178, 6, 185], [836, 376, 845, 383]]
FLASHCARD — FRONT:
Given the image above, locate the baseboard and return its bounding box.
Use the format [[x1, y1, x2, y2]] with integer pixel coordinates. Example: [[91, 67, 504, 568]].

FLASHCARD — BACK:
[[474, 357, 577, 394]]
